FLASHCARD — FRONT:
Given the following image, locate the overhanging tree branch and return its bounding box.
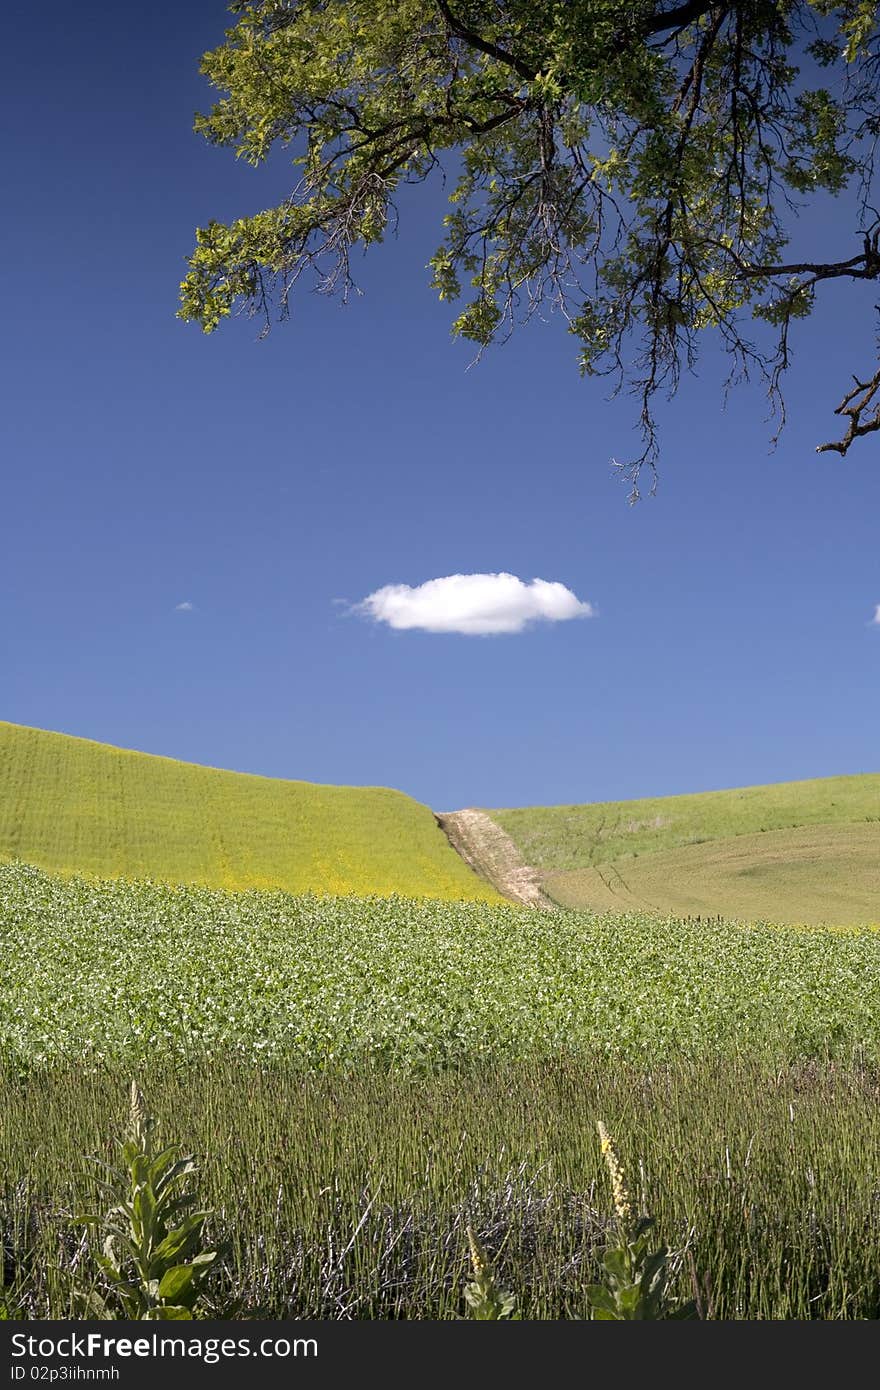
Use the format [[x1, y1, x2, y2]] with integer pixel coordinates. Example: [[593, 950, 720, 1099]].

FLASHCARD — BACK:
[[735, 226, 880, 282], [644, 1, 726, 39], [181, 0, 880, 486], [435, 1, 537, 81], [817, 365, 880, 453]]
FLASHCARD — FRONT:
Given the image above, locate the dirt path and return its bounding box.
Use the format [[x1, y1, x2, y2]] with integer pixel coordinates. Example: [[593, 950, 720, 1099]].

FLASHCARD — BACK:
[[436, 809, 554, 909]]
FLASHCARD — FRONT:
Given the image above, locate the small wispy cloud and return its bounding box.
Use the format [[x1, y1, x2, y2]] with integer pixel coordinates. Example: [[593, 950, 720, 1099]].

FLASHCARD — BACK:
[[353, 572, 594, 636], [871, 604, 880, 626], [174, 600, 194, 612]]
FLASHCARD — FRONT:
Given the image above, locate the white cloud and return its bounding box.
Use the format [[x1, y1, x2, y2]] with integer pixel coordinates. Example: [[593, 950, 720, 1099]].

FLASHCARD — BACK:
[[872, 604, 880, 626], [174, 600, 194, 612], [354, 571, 594, 636]]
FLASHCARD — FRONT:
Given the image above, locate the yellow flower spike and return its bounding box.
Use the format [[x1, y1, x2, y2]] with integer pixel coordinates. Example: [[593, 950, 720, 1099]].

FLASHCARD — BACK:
[[597, 1121, 633, 1227], [466, 1224, 487, 1281]]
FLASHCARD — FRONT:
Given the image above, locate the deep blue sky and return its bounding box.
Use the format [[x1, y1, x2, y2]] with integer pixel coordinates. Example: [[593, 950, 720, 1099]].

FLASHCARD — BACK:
[[3, 2, 878, 810]]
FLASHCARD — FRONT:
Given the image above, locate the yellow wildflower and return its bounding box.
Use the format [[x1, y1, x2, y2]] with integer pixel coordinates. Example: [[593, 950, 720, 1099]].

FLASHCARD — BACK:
[[466, 1224, 487, 1281], [597, 1120, 633, 1226]]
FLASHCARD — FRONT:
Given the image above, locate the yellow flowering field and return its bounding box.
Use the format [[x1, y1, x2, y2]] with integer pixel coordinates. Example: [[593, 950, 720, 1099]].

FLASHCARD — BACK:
[[0, 721, 500, 901]]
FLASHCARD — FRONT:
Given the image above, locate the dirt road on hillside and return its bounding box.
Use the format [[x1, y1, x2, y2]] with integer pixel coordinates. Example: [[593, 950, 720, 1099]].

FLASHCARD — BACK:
[[436, 809, 554, 909]]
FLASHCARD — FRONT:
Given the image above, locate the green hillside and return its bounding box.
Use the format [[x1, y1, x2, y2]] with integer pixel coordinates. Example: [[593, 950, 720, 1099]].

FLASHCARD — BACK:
[[0, 721, 500, 901], [492, 776, 880, 925]]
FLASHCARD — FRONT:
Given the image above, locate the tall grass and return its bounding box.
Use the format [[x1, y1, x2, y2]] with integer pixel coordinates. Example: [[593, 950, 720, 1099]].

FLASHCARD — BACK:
[[3, 1057, 880, 1319]]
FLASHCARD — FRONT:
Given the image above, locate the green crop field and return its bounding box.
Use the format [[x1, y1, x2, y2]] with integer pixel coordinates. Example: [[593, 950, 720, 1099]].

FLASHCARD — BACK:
[[0, 720, 500, 901], [492, 774, 880, 924], [3, 859, 880, 1319], [544, 823, 880, 921], [3, 861, 880, 1071], [5, 729, 880, 1318]]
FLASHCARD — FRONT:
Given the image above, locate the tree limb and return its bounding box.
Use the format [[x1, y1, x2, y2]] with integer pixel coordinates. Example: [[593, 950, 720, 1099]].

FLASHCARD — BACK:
[[817, 367, 880, 453], [644, 1, 726, 40], [737, 252, 880, 282], [434, 0, 725, 85], [435, 1, 537, 81]]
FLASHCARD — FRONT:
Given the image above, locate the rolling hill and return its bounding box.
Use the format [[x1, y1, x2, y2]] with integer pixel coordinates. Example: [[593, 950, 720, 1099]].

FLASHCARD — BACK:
[[2, 720, 877, 922], [0, 721, 500, 901], [490, 776, 880, 925]]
